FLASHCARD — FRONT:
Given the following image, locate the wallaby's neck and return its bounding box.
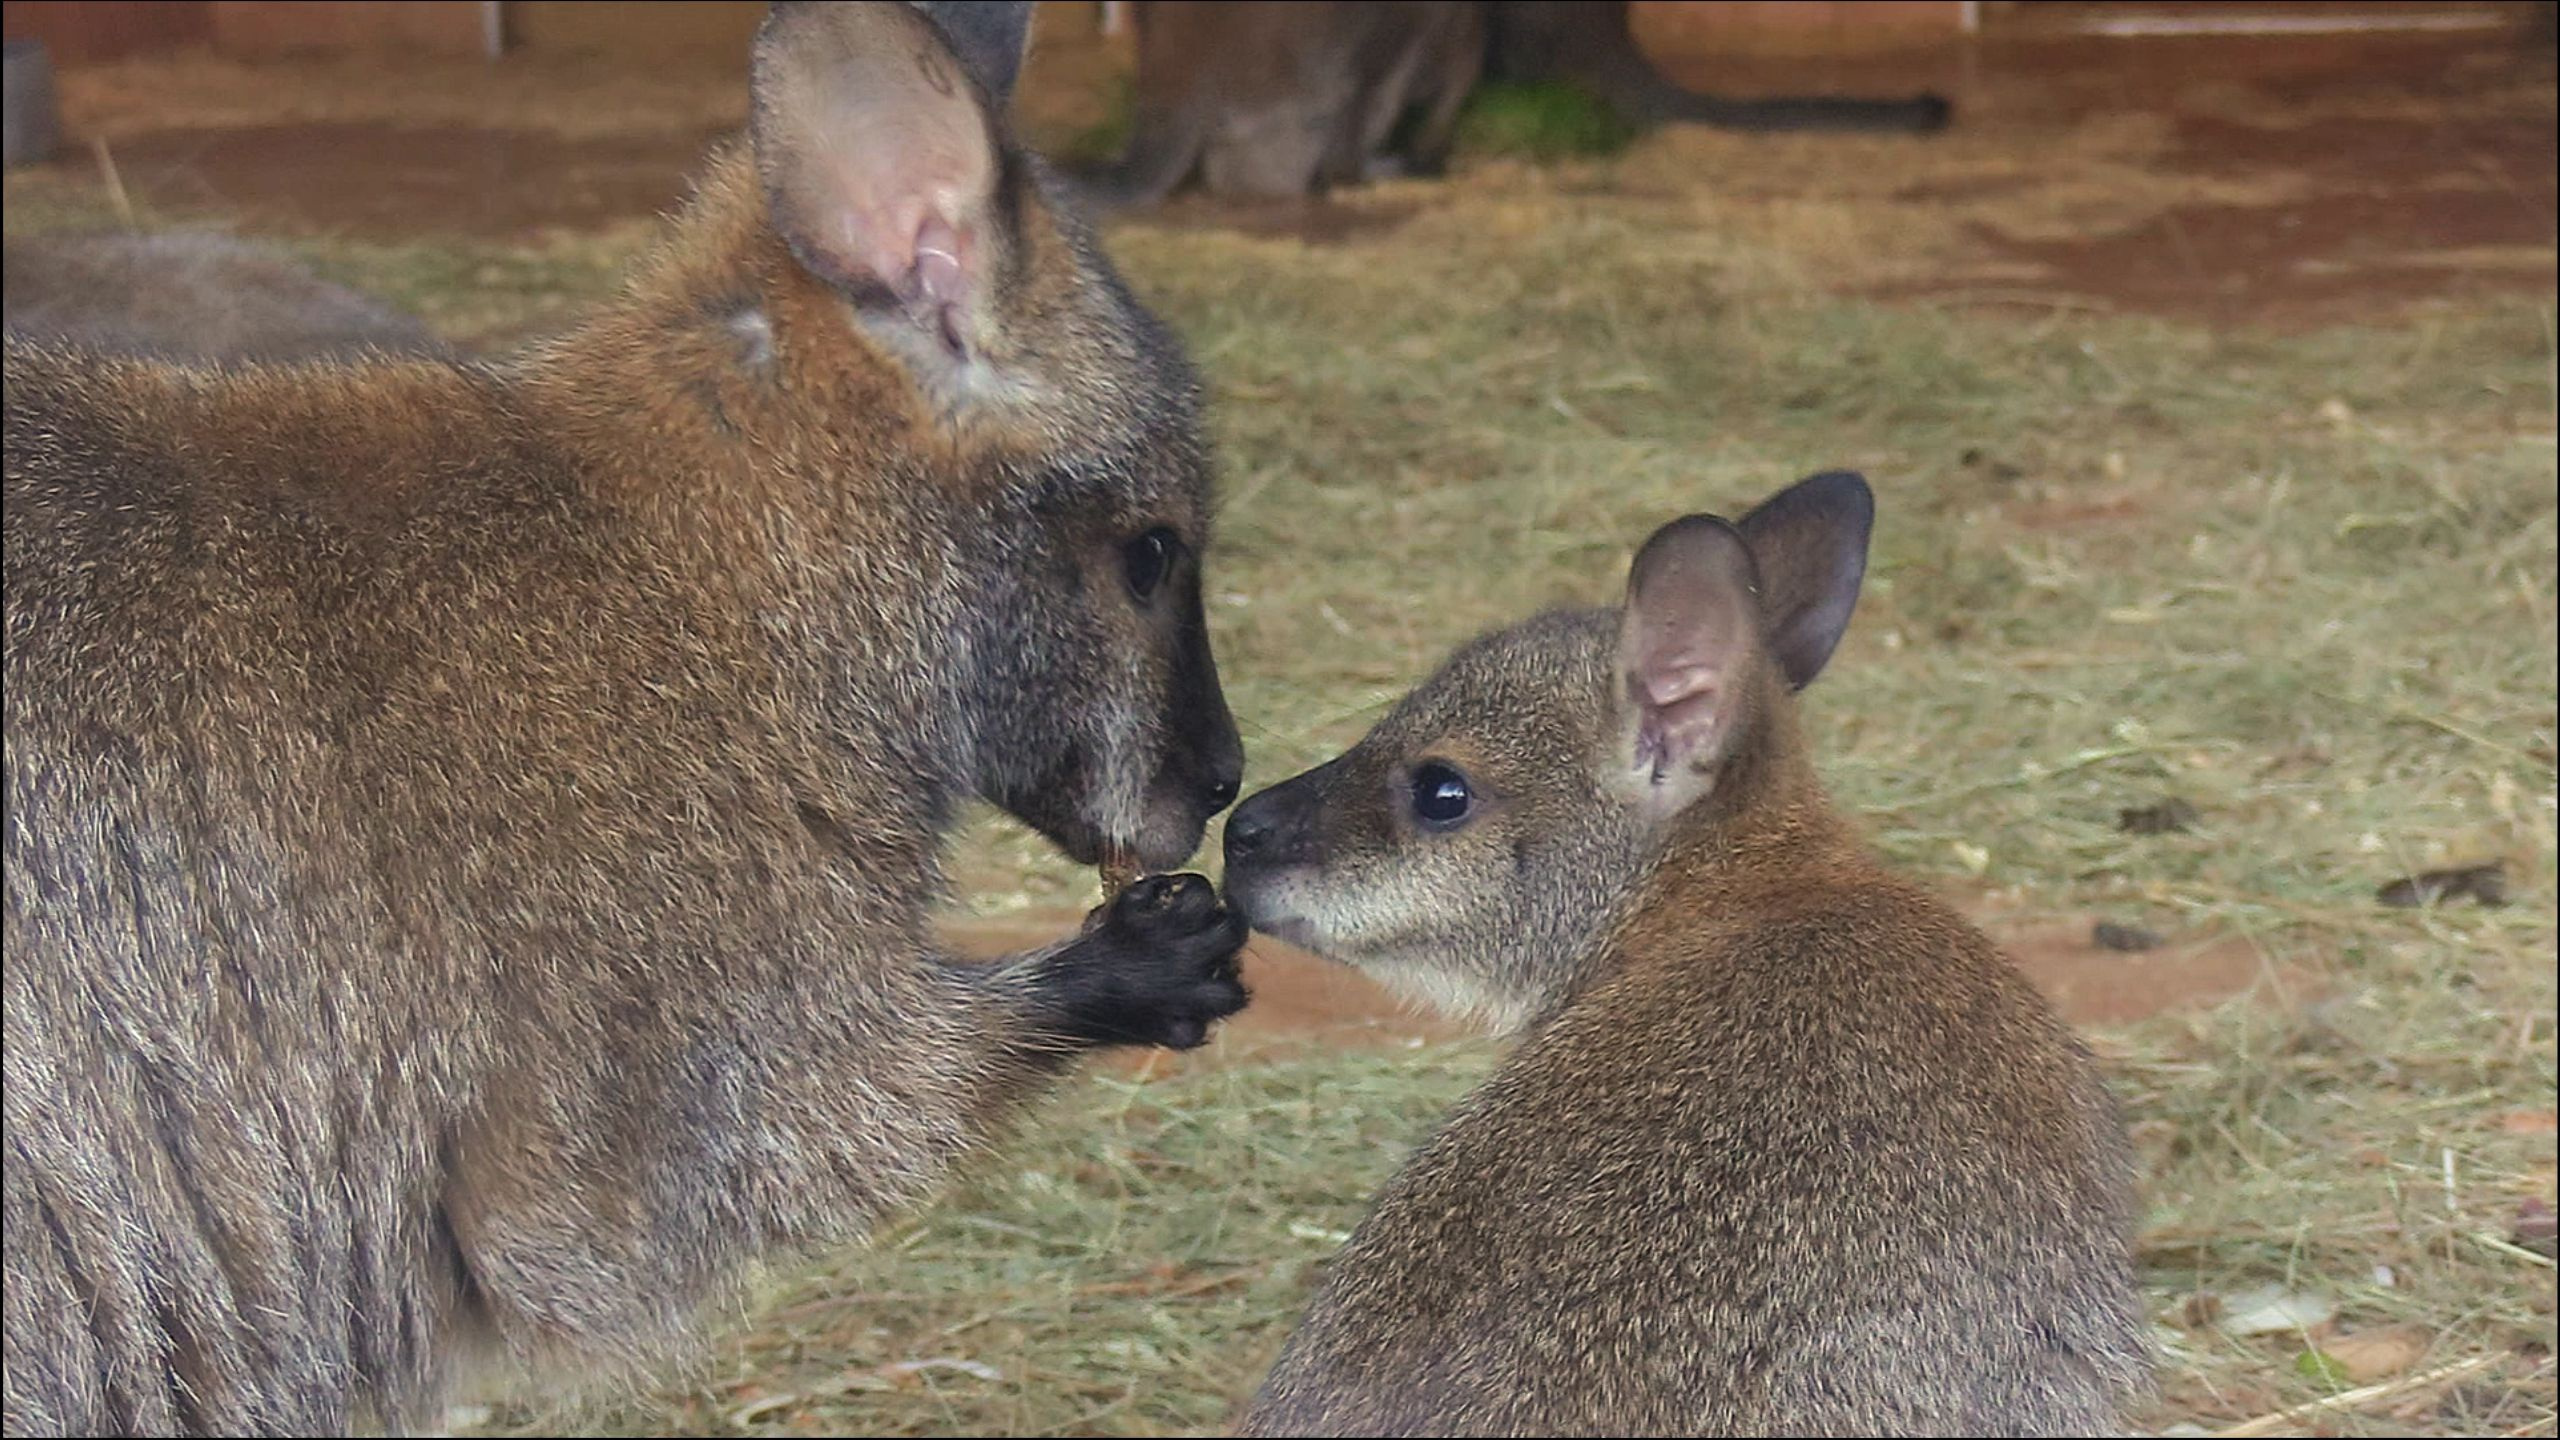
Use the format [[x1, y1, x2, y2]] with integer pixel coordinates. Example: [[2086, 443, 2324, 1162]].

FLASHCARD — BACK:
[[1598, 691, 1872, 980], [1689, 693, 1852, 859]]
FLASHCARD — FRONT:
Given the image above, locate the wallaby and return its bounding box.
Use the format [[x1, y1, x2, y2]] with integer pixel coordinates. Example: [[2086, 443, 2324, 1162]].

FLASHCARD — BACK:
[[3, 3, 1255, 1433], [1078, 1, 1486, 207], [1076, 1, 1947, 209], [3, 230, 449, 364], [1222, 472, 2146, 1436]]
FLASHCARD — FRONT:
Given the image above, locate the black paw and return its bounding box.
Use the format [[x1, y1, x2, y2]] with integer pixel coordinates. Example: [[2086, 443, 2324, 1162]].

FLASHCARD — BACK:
[[1042, 873, 1250, 1050]]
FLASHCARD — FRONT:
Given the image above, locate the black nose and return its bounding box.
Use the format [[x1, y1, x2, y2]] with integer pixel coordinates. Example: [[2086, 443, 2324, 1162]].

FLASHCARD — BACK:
[[1223, 786, 1281, 862], [1202, 771, 1240, 814]]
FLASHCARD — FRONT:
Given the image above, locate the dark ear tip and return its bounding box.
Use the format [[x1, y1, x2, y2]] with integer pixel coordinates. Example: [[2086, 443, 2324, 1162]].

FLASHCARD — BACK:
[[908, 0, 1036, 99], [1794, 470, 1876, 527]]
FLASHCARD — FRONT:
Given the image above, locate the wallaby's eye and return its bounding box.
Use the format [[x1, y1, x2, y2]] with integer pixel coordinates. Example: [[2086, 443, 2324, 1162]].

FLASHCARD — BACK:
[[1124, 527, 1178, 601], [1410, 762, 1474, 831]]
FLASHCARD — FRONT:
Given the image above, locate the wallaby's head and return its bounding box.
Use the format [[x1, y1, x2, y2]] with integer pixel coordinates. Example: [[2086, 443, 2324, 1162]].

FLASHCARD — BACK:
[[1223, 472, 1874, 1028], [722, 1, 1241, 868]]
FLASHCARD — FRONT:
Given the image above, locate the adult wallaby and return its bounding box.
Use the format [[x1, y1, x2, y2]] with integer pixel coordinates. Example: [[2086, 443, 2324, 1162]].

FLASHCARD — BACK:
[[3, 3, 1254, 1433], [1223, 472, 2146, 1435], [4, 230, 449, 364]]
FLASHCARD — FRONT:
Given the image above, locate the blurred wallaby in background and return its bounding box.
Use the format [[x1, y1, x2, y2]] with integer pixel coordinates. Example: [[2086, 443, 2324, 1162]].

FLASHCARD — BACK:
[[3, 230, 449, 363], [1224, 472, 2145, 1435], [1079, 1, 1950, 206], [4, 3, 1255, 1433]]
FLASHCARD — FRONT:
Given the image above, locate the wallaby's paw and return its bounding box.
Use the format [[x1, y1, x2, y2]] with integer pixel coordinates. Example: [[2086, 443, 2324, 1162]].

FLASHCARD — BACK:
[[1048, 873, 1249, 1050]]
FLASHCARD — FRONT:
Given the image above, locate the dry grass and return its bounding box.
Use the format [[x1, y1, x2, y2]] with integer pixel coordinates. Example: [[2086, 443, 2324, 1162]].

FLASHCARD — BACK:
[[5, 33, 2553, 1440]]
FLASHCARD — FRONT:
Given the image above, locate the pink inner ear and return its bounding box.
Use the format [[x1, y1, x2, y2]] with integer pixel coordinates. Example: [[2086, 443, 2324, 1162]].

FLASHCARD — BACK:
[[757, 14, 996, 329], [1639, 660, 1717, 710], [832, 198, 914, 293], [913, 217, 970, 308], [1632, 669, 1725, 781], [1618, 516, 1760, 790]]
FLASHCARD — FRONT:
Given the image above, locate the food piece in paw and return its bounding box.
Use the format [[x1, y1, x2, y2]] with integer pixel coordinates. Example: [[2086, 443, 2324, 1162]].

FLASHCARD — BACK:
[[1099, 847, 1142, 899]]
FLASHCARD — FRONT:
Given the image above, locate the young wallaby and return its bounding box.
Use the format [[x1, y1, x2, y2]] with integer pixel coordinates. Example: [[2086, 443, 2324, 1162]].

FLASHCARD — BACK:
[[1223, 472, 2147, 1436], [3, 230, 450, 364], [4, 3, 1253, 1433]]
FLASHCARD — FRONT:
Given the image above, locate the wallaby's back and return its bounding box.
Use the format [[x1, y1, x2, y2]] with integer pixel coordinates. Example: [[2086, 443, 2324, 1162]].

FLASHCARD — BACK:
[[4, 231, 449, 363], [3, 342, 741, 1434], [1254, 857, 2140, 1434]]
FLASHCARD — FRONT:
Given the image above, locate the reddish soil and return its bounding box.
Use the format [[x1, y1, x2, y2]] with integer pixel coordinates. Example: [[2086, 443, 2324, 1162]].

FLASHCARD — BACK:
[[1651, 27, 2555, 328], [1963, 104, 2557, 329], [941, 916, 1468, 1080], [942, 902, 2306, 1077]]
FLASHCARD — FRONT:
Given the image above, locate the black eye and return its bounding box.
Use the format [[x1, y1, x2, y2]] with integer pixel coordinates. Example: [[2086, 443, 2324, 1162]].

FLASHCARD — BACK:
[[1124, 527, 1178, 600], [1410, 762, 1474, 830]]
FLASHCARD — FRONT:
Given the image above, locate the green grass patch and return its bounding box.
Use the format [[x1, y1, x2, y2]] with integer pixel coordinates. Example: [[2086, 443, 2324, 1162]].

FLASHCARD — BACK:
[[1452, 80, 1636, 162], [1058, 73, 1138, 169]]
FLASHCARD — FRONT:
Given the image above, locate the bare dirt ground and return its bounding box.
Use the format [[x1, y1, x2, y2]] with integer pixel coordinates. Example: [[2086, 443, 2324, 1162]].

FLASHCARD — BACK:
[[942, 902, 2298, 1072]]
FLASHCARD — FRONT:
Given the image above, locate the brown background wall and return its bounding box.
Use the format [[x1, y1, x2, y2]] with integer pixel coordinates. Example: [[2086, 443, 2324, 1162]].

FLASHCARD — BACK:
[[205, 1, 487, 58], [506, 0, 760, 65], [6, 1, 2531, 68], [3, 0, 211, 65], [1633, 1, 1967, 56], [5, 1, 1974, 67]]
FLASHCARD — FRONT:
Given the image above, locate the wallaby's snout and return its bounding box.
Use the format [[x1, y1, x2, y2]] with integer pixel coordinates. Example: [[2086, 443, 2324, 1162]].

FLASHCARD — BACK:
[[1222, 761, 1336, 945], [1129, 626, 1243, 866], [1167, 585, 1245, 817], [1223, 770, 1318, 868], [982, 509, 1245, 873]]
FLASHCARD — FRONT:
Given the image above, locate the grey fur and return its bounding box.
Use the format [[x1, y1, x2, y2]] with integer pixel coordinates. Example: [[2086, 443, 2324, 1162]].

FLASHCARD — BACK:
[[2, 231, 449, 364]]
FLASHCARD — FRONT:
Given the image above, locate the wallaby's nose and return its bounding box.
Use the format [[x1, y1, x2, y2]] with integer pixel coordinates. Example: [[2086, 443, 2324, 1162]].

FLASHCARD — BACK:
[[1223, 791, 1276, 861], [1227, 763, 1336, 870], [1202, 772, 1241, 813]]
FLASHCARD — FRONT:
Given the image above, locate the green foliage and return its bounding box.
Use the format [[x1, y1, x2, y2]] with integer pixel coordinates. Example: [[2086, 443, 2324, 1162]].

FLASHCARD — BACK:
[[1452, 80, 1636, 161]]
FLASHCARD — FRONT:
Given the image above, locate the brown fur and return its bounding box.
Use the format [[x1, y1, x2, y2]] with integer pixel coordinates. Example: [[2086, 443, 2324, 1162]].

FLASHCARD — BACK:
[[1224, 474, 2145, 1435], [3, 4, 1252, 1433]]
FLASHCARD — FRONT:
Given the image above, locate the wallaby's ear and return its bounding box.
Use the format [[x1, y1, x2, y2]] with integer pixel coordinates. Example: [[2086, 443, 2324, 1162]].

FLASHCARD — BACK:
[[750, 1, 1034, 366], [1613, 515, 1764, 821], [908, 1, 1034, 100], [1734, 470, 1874, 690]]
